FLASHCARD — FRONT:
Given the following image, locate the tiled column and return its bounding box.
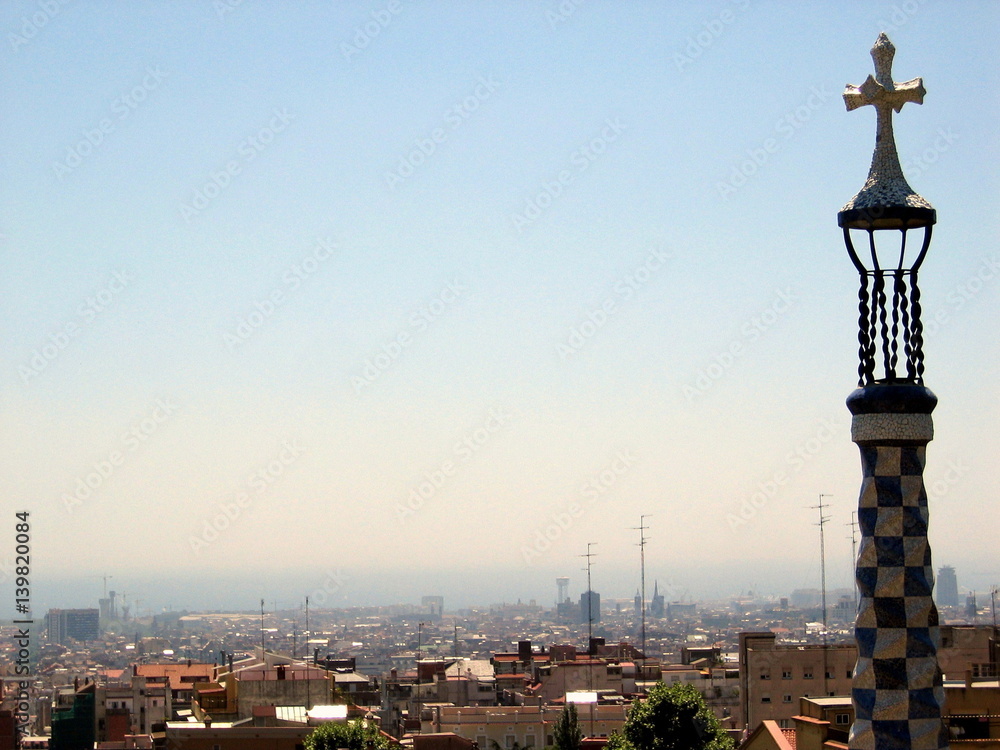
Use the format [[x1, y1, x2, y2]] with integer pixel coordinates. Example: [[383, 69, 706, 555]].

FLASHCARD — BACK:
[[848, 384, 948, 750]]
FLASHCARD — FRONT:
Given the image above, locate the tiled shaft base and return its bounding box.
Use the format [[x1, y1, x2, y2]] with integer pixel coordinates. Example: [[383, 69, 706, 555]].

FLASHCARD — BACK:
[[848, 437, 948, 750]]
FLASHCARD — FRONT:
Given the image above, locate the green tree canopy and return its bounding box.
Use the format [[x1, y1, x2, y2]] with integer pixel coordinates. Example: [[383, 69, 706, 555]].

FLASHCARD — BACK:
[[553, 703, 582, 750], [305, 719, 395, 750], [605, 682, 734, 750]]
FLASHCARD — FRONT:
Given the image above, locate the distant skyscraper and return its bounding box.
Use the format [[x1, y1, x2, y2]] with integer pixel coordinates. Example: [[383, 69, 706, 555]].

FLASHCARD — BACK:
[[580, 590, 601, 624], [45, 608, 100, 644], [556, 577, 569, 604], [965, 593, 978, 621], [634, 590, 641, 617], [937, 566, 958, 607]]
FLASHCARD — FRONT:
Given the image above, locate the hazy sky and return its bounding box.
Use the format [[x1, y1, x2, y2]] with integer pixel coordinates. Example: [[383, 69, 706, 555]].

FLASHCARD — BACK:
[[2, 1, 997, 613]]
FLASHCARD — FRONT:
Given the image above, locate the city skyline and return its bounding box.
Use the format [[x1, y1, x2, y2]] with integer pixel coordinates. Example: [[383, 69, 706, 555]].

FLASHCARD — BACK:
[[1, 2, 997, 616]]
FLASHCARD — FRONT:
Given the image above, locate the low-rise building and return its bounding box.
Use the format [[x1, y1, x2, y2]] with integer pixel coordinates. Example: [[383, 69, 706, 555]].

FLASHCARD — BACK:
[[944, 677, 1000, 744], [739, 632, 856, 732], [424, 703, 629, 747], [234, 663, 333, 719]]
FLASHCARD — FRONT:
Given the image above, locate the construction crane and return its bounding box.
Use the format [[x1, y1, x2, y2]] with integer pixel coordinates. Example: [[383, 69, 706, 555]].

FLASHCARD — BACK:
[[88, 574, 114, 598]]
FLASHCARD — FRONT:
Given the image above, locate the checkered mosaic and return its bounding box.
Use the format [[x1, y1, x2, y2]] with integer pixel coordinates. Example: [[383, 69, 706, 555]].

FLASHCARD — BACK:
[[849, 442, 949, 750]]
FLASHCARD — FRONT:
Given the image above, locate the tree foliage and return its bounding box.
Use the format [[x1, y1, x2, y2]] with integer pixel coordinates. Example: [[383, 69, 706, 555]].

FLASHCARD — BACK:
[[605, 682, 733, 750], [305, 719, 395, 750], [553, 703, 582, 750]]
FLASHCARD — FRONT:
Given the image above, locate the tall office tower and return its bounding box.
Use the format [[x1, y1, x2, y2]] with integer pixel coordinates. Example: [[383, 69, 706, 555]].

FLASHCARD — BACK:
[[580, 590, 601, 625], [937, 566, 958, 607], [45, 609, 100, 644]]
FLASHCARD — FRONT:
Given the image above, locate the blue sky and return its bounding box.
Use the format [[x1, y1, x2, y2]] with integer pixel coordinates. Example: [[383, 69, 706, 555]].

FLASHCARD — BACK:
[[1, 1, 997, 611]]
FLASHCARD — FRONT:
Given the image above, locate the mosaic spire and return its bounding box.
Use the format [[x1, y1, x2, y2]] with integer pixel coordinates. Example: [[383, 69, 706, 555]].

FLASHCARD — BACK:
[[842, 33, 932, 213]]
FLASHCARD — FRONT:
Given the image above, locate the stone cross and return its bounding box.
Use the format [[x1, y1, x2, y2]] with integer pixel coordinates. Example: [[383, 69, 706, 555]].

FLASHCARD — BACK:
[[841, 33, 931, 211]]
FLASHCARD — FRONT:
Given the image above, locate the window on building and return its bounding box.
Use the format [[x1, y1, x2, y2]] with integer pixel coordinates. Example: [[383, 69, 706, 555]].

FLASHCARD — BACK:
[[525, 736, 535, 748], [505, 736, 516, 749], [835, 714, 850, 725], [761, 695, 771, 704], [783, 695, 792, 703], [803, 669, 814, 679], [478, 736, 488, 748], [778, 720, 791, 729], [760, 670, 770, 680], [826, 670, 835, 679], [846, 670, 853, 679], [781, 670, 792, 680]]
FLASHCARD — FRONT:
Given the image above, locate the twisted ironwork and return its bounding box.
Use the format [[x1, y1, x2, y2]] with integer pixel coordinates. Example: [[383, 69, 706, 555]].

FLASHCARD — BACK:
[[845, 225, 931, 386]]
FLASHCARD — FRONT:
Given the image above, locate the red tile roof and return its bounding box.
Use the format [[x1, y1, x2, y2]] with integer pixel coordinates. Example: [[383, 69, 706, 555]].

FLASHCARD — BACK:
[[134, 663, 214, 692], [752, 720, 795, 750]]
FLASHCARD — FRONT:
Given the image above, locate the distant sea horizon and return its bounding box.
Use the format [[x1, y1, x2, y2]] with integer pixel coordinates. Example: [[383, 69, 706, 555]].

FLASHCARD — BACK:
[[16, 557, 993, 617]]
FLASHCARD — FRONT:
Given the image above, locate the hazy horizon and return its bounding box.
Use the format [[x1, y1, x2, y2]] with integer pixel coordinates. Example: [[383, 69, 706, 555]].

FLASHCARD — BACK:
[[22, 555, 996, 615]]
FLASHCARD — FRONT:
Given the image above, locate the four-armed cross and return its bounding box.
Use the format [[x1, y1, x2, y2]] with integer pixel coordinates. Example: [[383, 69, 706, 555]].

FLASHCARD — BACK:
[[841, 33, 931, 211]]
